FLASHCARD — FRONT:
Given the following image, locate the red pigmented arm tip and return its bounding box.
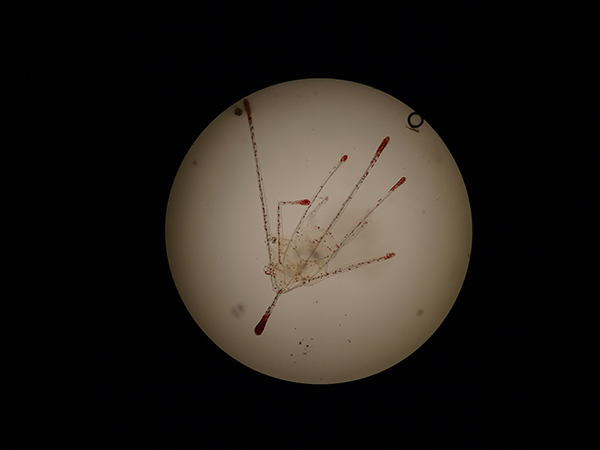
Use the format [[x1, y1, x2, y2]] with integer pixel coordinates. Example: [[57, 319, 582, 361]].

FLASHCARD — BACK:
[[254, 314, 269, 335], [374, 137, 391, 158], [391, 177, 406, 191], [340, 155, 348, 162], [299, 199, 310, 206]]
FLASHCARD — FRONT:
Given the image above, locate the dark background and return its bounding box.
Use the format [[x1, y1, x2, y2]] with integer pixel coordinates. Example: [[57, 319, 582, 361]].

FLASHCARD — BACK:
[[5, 2, 595, 448]]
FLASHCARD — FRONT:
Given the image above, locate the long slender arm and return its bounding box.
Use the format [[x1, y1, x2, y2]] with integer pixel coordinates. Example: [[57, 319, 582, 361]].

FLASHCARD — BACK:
[[327, 177, 406, 264], [303, 137, 391, 266], [244, 99, 275, 279]]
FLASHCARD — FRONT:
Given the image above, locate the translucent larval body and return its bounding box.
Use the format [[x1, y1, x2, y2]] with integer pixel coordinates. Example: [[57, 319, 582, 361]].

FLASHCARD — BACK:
[[243, 99, 406, 335]]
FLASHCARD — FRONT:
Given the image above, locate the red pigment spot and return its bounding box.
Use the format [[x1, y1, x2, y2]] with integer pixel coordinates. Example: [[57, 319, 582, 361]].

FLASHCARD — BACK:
[[298, 199, 310, 206], [374, 136, 390, 158], [384, 252, 396, 259], [243, 98, 251, 116], [340, 155, 348, 162], [254, 312, 270, 335], [391, 177, 406, 191]]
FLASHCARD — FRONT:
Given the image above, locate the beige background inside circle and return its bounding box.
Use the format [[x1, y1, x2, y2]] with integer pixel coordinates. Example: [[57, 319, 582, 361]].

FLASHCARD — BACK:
[[165, 79, 472, 384]]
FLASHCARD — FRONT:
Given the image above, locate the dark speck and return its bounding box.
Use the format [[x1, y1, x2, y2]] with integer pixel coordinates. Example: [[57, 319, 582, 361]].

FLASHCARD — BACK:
[[234, 107, 242, 116], [230, 304, 244, 318]]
